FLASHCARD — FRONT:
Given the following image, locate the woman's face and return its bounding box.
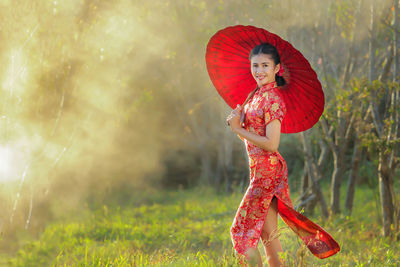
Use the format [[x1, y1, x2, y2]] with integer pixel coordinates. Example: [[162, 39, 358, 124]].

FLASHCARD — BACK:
[[250, 53, 280, 87]]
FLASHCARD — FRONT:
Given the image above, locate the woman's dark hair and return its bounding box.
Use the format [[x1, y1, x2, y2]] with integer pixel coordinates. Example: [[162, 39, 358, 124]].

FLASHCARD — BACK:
[[249, 43, 286, 86]]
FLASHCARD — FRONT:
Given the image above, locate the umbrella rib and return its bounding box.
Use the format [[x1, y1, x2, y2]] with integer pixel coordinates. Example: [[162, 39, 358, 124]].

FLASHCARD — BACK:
[[241, 27, 262, 49], [231, 26, 258, 51], [286, 81, 318, 110], [207, 46, 249, 61], [211, 32, 251, 58]]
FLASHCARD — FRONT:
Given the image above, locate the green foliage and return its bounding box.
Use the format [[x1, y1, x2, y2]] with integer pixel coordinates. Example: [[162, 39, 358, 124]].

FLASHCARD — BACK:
[[356, 79, 400, 154], [3, 184, 400, 266], [334, 0, 358, 40]]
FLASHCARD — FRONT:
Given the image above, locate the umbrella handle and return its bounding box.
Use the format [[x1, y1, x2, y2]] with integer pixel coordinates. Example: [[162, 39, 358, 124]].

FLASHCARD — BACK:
[[240, 109, 245, 124]]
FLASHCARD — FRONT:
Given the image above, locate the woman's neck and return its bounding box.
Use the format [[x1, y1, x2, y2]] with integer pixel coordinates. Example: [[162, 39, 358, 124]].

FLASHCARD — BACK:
[[260, 80, 277, 88]]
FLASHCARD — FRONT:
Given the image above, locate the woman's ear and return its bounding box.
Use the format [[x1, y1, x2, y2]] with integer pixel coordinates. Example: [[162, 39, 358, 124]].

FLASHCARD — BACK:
[[275, 63, 280, 75]]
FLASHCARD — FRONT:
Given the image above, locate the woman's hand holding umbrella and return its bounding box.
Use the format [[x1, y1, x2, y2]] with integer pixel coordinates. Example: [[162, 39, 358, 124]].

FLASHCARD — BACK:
[[226, 104, 243, 131]]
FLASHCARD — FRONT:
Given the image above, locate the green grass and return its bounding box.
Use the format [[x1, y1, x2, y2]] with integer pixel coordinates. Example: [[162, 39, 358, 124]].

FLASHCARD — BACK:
[[2, 183, 399, 266]]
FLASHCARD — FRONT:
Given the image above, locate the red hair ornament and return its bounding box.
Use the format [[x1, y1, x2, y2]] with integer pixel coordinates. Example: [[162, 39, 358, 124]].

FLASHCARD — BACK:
[[277, 63, 285, 76]]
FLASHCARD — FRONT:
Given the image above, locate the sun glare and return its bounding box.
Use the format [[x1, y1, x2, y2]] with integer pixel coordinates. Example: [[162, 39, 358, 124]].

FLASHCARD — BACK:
[[0, 146, 16, 182]]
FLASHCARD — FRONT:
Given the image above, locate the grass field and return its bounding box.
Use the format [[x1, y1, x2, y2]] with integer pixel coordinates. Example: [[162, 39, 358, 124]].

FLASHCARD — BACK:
[[1, 182, 399, 266]]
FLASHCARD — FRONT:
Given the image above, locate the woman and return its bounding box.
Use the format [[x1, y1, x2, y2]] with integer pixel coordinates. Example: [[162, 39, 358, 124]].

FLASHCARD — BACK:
[[226, 43, 288, 267], [208, 25, 340, 267]]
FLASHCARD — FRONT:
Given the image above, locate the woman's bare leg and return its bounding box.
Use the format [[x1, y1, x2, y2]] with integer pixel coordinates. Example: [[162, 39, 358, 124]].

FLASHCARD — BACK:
[[260, 197, 284, 267], [244, 247, 263, 267]]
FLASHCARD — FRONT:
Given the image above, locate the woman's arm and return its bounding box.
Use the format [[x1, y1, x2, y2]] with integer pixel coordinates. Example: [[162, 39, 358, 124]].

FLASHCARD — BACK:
[[233, 120, 281, 152], [227, 104, 282, 152]]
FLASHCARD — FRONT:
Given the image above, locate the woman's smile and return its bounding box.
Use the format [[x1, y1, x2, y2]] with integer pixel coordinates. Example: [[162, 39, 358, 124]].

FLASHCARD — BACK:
[[255, 74, 266, 80]]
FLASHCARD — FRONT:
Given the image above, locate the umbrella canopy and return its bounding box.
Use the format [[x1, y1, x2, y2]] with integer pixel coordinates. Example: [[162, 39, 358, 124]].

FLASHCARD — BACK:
[[205, 25, 325, 134]]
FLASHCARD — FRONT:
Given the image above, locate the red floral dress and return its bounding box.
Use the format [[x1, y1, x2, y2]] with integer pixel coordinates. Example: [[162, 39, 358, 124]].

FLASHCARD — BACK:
[[230, 81, 340, 264]]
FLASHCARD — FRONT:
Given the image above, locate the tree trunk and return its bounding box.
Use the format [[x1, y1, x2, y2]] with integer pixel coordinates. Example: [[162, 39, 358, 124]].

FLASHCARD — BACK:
[[300, 131, 329, 218], [298, 162, 319, 215], [215, 143, 224, 192], [320, 111, 354, 215], [224, 133, 235, 193], [224, 163, 234, 194], [369, 0, 376, 82], [378, 150, 395, 237], [345, 137, 362, 214], [342, 0, 362, 87], [301, 163, 309, 193], [199, 147, 212, 185], [394, 0, 399, 81], [317, 139, 329, 170], [330, 151, 343, 214]]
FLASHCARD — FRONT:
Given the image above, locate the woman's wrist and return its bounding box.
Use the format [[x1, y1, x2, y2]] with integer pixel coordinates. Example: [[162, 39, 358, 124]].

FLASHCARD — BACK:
[[233, 127, 244, 135]]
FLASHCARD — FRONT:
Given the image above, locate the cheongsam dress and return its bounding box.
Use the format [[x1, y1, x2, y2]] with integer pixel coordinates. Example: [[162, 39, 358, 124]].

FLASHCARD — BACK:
[[230, 81, 340, 263]]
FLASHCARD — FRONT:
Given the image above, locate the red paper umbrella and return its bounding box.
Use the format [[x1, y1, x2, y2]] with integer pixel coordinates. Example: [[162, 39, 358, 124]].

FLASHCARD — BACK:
[[205, 25, 325, 134]]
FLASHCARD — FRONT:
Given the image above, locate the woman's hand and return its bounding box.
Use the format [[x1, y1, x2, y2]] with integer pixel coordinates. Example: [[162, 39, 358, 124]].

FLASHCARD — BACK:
[[226, 104, 243, 132]]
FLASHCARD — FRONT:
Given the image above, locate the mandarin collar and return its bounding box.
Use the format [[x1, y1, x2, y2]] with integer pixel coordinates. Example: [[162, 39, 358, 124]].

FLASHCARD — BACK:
[[258, 81, 278, 94]]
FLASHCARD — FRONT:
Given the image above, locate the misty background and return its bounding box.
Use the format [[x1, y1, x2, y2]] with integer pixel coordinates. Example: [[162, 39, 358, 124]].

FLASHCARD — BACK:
[[0, 0, 398, 257]]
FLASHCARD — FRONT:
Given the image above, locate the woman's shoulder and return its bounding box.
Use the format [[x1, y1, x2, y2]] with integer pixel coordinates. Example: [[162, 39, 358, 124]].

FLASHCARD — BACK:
[[264, 89, 286, 112], [272, 88, 285, 102], [260, 88, 284, 103]]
